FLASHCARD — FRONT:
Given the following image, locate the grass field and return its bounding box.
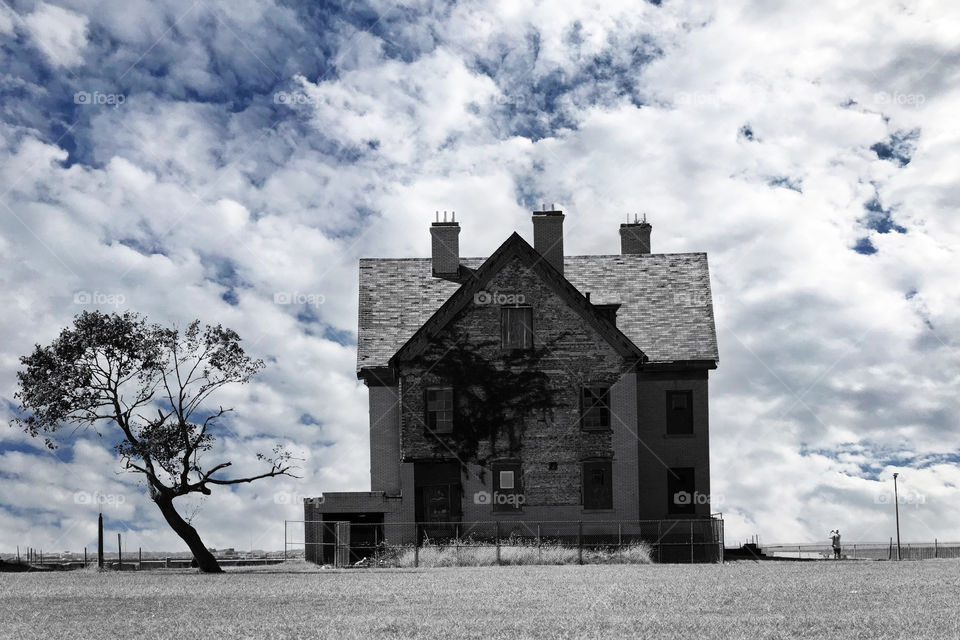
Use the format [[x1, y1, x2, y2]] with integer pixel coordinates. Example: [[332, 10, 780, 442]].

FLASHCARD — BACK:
[[2, 559, 959, 639]]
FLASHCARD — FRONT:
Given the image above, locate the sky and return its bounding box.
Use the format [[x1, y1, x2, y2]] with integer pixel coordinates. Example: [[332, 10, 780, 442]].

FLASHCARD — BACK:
[[0, 0, 957, 555]]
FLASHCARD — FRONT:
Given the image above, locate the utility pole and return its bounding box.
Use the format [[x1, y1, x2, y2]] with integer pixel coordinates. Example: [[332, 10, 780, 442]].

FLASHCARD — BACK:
[[98, 512, 104, 569], [893, 473, 902, 561]]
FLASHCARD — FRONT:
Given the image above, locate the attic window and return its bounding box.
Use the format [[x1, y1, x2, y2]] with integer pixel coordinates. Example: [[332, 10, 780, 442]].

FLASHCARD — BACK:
[[501, 307, 533, 350], [425, 386, 453, 433]]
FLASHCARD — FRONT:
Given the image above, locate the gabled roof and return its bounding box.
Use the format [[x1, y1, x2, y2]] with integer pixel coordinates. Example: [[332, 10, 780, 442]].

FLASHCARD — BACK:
[[388, 233, 646, 366], [357, 245, 719, 373]]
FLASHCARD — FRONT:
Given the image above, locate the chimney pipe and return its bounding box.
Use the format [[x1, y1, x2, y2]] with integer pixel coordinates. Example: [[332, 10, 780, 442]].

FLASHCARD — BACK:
[[430, 214, 460, 277], [532, 208, 564, 274], [620, 214, 651, 255]]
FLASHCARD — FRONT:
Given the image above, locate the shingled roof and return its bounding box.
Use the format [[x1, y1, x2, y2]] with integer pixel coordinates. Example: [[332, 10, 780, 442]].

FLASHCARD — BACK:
[[357, 251, 718, 373]]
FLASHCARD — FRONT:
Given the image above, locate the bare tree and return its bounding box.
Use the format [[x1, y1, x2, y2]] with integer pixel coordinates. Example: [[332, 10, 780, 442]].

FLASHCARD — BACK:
[[11, 311, 299, 573]]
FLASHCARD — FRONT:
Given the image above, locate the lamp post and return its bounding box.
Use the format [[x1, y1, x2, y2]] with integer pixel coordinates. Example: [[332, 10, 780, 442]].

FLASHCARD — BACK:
[[893, 473, 901, 561]]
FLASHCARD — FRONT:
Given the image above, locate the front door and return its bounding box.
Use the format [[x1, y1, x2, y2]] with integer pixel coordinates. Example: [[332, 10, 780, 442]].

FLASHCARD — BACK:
[[414, 462, 461, 540]]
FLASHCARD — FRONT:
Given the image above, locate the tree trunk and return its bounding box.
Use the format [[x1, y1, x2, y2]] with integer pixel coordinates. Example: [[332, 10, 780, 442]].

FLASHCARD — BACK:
[[153, 495, 223, 573]]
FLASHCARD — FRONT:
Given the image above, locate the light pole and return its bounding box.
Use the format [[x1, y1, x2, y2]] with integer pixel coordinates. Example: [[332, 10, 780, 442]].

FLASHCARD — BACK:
[[893, 473, 901, 561]]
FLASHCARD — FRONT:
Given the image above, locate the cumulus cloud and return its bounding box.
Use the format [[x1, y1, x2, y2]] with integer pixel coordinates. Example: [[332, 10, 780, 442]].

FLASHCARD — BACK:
[[22, 2, 88, 68], [0, 0, 958, 553]]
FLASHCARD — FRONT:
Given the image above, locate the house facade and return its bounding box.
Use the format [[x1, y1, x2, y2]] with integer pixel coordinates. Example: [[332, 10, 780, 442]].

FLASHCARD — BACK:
[[305, 210, 719, 562]]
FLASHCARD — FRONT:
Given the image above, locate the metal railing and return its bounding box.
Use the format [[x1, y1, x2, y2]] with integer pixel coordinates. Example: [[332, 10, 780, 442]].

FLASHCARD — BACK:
[[761, 541, 960, 561], [288, 517, 724, 567]]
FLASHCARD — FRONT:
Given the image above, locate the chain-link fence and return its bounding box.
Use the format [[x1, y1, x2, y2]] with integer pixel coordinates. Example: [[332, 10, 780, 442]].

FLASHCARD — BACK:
[[761, 541, 960, 561], [289, 517, 724, 567]]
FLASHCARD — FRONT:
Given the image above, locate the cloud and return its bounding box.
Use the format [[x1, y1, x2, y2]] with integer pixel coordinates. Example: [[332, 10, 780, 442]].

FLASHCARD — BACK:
[[0, 0, 958, 553], [22, 2, 88, 68]]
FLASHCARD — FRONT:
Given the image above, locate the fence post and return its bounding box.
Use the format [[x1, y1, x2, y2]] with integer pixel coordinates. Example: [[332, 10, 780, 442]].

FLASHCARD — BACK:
[[284, 520, 288, 561], [935, 539, 938, 558], [414, 527, 419, 568], [40, 549, 43, 566], [118, 533, 122, 571], [495, 521, 501, 566], [98, 513, 104, 569], [537, 524, 542, 563], [456, 524, 461, 565], [139, 547, 142, 570], [657, 521, 662, 563], [578, 521, 583, 565], [618, 523, 623, 562], [165, 557, 170, 569], [690, 521, 694, 564], [84, 548, 87, 567], [888, 537, 892, 560]]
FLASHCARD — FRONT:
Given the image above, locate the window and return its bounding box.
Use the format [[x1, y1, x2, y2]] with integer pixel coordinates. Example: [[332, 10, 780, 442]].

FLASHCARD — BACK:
[[581, 386, 611, 430], [492, 462, 522, 512], [582, 459, 613, 510], [667, 467, 696, 515], [666, 390, 693, 435], [501, 306, 533, 350], [425, 387, 453, 433]]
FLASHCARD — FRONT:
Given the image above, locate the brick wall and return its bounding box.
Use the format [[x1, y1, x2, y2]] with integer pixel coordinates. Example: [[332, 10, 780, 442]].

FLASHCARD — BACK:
[[636, 370, 712, 519], [396, 255, 635, 513], [368, 385, 401, 494]]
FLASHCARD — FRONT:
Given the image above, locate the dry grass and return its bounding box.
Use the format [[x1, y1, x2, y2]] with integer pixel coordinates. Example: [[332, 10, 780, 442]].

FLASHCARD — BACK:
[[391, 539, 652, 567], [3, 559, 960, 639]]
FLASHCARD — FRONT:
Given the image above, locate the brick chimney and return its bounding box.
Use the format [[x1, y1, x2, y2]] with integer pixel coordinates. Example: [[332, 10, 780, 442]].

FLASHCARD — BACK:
[[620, 215, 651, 255], [532, 206, 564, 274], [430, 211, 460, 277]]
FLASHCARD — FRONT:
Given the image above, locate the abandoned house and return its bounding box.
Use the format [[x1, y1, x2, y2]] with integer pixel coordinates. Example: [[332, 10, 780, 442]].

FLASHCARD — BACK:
[[305, 209, 720, 563]]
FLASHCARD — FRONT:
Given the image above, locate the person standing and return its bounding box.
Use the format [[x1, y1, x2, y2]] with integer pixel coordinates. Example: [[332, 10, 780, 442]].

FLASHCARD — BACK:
[[831, 530, 842, 559]]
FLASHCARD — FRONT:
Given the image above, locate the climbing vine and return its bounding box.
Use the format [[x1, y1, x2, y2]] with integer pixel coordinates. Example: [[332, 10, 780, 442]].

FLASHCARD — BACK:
[[404, 330, 570, 474]]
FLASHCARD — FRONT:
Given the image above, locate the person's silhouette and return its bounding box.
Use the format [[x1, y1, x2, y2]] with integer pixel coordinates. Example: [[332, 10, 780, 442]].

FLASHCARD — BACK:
[[830, 530, 841, 559]]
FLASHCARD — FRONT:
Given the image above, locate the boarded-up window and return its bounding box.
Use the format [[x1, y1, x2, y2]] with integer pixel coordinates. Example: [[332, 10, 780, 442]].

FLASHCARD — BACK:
[[425, 387, 453, 433], [582, 459, 613, 510], [666, 390, 693, 435], [667, 467, 696, 514], [501, 307, 533, 350], [581, 386, 611, 430], [492, 462, 522, 512]]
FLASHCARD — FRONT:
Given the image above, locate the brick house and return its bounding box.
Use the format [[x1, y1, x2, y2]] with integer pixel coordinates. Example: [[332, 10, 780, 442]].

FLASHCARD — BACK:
[[305, 209, 719, 562]]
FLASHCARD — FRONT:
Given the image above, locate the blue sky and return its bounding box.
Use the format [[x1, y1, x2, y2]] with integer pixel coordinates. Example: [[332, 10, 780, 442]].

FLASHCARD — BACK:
[[1, 0, 958, 553]]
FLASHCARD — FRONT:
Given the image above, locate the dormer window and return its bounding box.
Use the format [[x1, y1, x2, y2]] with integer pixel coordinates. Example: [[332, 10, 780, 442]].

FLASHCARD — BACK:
[[501, 306, 533, 350], [425, 386, 453, 433]]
